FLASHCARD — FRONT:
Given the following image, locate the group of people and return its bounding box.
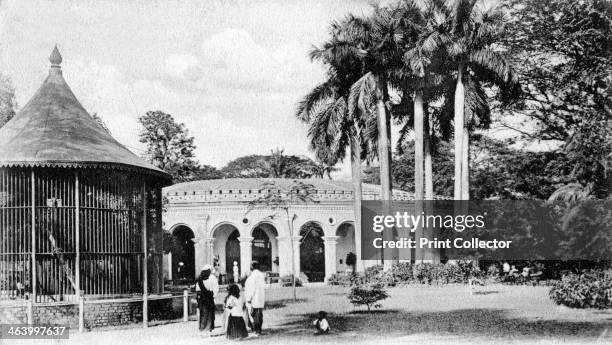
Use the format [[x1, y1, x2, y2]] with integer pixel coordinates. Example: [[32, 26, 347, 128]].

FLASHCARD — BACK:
[[502, 261, 544, 282], [195, 261, 266, 340]]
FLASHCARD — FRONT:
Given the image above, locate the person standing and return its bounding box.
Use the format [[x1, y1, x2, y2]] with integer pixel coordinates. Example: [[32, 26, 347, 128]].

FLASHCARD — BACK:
[[225, 284, 249, 340], [244, 261, 265, 336], [195, 265, 219, 335]]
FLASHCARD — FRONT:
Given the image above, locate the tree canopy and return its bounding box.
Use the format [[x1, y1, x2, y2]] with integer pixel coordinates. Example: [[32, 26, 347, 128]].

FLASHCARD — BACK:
[[138, 110, 223, 182], [0, 74, 16, 129]]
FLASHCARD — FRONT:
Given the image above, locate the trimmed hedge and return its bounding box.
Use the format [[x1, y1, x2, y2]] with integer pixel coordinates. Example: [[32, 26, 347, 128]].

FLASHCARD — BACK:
[[549, 270, 612, 309]]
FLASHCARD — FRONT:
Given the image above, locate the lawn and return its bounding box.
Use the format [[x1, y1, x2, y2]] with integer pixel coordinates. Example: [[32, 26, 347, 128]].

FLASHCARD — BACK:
[[15, 284, 612, 345]]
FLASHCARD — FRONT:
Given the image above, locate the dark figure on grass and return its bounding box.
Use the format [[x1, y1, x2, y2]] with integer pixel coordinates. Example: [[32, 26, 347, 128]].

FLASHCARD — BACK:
[[225, 284, 249, 340], [196, 264, 219, 336], [313, 311, 330, 335]]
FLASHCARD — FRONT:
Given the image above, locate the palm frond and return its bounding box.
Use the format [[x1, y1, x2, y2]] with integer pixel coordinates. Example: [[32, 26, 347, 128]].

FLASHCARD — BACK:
[[295, 81, 336, 122]]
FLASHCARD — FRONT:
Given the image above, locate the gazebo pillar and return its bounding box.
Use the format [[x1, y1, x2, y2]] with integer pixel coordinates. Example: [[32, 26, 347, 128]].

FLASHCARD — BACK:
[[142, 182, 149, 327], [74, 171, 80, 297], [30, 170, 36, 302], [323, 236, 339, 281]]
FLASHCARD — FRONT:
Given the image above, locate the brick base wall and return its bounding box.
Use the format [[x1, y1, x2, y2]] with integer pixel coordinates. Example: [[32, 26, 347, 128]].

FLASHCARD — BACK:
[[0, 298, 175, 329], [0, 305, 27, 324]]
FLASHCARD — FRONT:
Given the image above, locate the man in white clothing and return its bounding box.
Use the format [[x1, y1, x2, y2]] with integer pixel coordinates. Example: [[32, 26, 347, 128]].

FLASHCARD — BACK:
[[244, 261, 265, 335]]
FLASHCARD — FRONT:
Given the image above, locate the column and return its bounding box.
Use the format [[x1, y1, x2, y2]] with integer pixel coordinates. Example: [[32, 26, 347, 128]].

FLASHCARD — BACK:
[[323, 236, 339, 281], [194, 237, 214, 272], [291, 236, 302, 279], [194, 216, 210, 271], [276, 237, 292, 276], [238, 237, 253, 278]]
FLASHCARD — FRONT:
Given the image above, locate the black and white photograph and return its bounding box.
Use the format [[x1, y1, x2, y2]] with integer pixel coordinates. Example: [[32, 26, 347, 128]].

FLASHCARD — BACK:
[[0, 0, 611, 344]]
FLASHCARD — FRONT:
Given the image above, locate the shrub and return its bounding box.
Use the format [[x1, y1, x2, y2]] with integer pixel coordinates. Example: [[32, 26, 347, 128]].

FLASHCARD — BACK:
[[549, 270, 612, 309], [280, 275, 303, 287], [364, 264, 384, 277], [347, 282, 389, 311], [391, 262, 413, 283], [327, 273, 355, 287]]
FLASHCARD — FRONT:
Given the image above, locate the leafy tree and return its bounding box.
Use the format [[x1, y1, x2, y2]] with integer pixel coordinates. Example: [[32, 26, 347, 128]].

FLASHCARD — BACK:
[[0, 74, 16, 128], [501, 0, 612, 199], [247, 180, 319, 301], [138, 110, 220, 182], [221, 151, 326, 179], [192, 164, 223, 180], [221, 154, 270, 178]]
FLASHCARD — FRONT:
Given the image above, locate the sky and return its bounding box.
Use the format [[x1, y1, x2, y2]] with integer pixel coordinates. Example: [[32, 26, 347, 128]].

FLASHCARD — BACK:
[[0, 0, 373, 179]]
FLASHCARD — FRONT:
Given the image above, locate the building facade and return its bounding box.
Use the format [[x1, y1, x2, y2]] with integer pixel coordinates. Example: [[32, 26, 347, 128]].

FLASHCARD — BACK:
[[163, 178, 414, 282]]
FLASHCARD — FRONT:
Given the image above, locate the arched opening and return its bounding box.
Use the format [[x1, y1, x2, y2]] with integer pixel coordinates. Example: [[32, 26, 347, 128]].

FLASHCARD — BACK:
[[300, 222, 325, 282], [251, 223, 279, 273], [211, 223, 241, 284], [226, 230, 241, 281], [336, 222, 356, 273], [171, 225, 195, 282]]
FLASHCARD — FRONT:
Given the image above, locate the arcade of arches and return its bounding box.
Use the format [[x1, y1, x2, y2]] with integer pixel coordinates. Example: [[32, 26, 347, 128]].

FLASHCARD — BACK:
[[162, 178, 412, 283]]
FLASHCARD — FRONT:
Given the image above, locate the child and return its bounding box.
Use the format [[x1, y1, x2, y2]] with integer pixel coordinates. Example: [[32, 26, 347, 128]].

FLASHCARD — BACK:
[[225, 284, 248, 340], [312, 311, 329, 335]]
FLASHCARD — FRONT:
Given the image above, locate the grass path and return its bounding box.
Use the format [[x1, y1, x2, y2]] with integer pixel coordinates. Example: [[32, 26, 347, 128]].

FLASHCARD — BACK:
[[12, 284, 612, 345]]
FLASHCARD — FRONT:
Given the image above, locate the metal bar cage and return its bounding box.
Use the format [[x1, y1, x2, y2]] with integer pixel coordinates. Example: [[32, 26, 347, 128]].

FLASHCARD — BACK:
[[0, 167, 164, 303]]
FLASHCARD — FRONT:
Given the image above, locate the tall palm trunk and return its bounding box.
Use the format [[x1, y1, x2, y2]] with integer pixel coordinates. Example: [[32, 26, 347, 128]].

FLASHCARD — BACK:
[[374, 75, 395, 271], [350, 130, 363, 272], [423, 108, 439, 262], [414, 91, 424, 201], [414, 91, 425, 263], [454, 64, 465, 200], [461, 128, 469, 200], [424, 108, 433, 200]]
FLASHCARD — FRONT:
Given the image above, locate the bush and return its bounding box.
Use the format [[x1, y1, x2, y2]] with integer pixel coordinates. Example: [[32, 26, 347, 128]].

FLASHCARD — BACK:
[[391, 262, 413, 282], [331, 261, 495, 287], [327, 273, 355, 287], [456, 260, 484, 282], [549, 270, 612, 309], [347, 282, 389, 311], [280, 275, 303, 287]]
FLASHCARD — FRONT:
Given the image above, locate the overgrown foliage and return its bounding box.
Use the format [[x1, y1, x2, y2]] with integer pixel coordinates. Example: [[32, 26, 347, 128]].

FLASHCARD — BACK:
[[549, 270, 612, 309]]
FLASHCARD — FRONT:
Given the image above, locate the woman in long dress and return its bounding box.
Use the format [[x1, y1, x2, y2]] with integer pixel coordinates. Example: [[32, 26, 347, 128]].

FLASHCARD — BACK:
[[196, 265, 218, 335], [225, 284, 248, 340]]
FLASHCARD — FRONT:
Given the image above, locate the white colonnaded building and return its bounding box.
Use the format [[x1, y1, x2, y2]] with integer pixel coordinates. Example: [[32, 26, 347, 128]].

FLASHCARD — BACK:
[[162, 178, 414, 283]]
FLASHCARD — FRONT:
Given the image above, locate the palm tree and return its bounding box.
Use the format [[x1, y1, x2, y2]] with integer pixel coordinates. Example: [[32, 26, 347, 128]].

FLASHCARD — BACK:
[[443, 0, 517, 200], [345, 7, 406, 270], [311, 10, 404, 201], [297, 16, 371, 271]]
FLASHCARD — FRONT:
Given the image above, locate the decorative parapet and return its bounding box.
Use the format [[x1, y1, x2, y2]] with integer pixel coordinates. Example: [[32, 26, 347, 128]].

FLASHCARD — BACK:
[[164, 186, 418, 204]]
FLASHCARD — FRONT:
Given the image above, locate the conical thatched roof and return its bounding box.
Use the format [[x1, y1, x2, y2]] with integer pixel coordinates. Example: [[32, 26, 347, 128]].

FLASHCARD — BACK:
[[0, 47, 170, 182]]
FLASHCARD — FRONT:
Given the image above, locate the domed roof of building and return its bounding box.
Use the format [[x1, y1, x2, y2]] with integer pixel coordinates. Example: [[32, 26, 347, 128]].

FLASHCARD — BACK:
[[163, 177, 426, 201], [0, 47, 170, 181]]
